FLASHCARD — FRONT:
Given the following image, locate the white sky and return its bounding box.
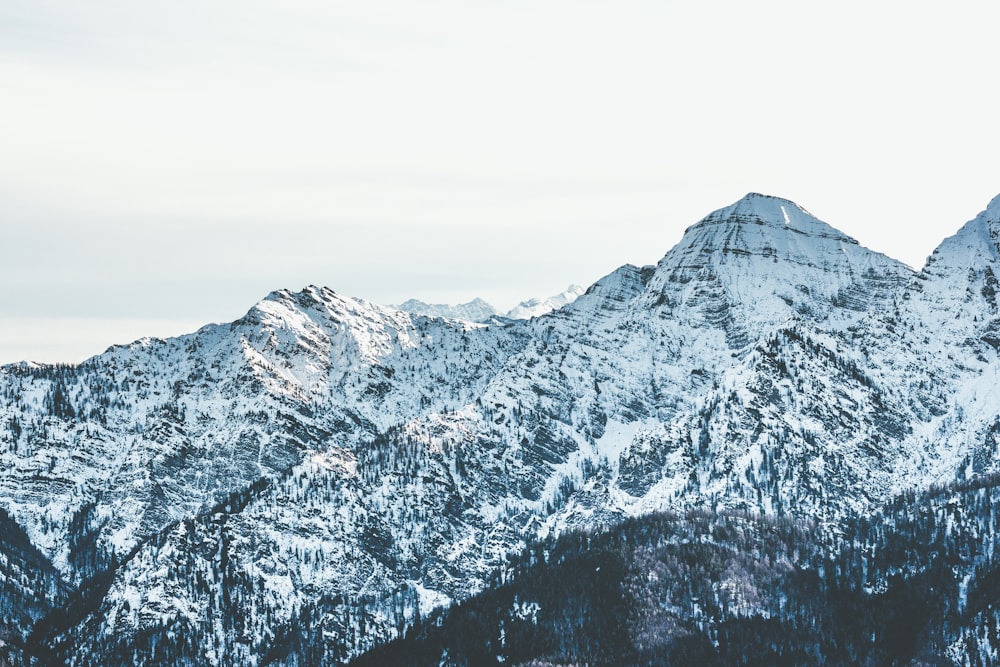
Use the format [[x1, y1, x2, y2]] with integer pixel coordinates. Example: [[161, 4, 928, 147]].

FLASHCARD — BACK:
[[2, 0, 1000, 364]]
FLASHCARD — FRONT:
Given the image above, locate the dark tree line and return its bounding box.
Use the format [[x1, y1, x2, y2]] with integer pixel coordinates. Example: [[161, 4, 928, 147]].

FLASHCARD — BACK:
[[349, 474, 1000, 667]]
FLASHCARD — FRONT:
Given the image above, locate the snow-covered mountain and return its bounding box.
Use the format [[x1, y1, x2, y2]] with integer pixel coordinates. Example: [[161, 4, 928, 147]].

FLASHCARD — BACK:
[[394, 297, 499, 322], [504, 285, 585, 320], [395, 285, 585, 322], [2, 192, 1000, 665]]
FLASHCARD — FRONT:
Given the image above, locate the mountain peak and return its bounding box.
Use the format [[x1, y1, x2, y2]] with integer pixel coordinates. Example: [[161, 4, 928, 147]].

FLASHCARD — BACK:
[[645, 194, 910, 331], [982, 192, 1000, 221], [662, 194, 866, 272], [689, 193, 858, 245], [506, 285, 585, 320], [395, 297, 499, 322], [922, 193, 1000, 273]]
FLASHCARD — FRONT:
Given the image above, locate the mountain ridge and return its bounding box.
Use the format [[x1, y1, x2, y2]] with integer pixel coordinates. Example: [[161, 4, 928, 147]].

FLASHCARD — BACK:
[[1, 192, 1000, 665], [394, 285, 587, 324]]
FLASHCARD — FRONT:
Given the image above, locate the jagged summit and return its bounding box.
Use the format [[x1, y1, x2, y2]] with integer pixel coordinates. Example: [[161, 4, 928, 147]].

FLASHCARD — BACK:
[[244, 284, 360, 329], [252, 284, 349, 319]]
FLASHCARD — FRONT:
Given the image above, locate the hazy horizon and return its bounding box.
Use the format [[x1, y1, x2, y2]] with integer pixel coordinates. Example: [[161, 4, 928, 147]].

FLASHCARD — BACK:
[[3, 0, 999, 364]]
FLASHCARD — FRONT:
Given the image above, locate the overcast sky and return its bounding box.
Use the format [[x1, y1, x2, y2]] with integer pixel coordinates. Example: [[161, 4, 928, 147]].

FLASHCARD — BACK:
[[2, 0, 1000, 364]]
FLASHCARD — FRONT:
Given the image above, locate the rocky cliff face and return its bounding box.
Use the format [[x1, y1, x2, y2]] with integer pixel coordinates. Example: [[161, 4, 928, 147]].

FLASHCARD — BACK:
[[2, 193, 1000, 665]]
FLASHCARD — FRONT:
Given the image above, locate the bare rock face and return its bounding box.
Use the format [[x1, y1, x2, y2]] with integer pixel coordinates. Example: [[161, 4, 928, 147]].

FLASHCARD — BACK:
[[2, 193, 1000, 665]]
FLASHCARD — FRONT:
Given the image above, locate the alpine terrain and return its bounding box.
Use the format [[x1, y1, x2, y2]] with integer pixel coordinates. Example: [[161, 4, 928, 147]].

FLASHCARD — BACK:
[[2, 193, 1000, 665]]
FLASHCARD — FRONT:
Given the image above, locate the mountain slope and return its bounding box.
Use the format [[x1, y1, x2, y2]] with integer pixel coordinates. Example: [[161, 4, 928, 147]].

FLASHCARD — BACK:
[[352, 474, 1000, 667]]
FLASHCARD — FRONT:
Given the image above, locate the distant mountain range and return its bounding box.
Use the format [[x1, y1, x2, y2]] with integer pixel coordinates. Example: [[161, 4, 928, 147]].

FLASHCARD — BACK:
[[395, 285, 586, 322], [2, 192, 1000, 665]]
